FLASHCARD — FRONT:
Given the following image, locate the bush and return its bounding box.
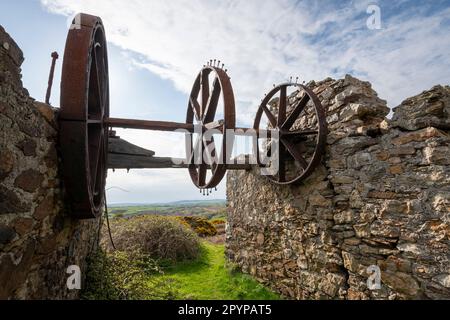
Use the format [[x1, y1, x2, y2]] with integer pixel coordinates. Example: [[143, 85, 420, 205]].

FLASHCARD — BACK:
[[178, 216, 217, 237], [211, 218, 226, 225], [82, 249, 181, 300], [101, 215, 200, 262]]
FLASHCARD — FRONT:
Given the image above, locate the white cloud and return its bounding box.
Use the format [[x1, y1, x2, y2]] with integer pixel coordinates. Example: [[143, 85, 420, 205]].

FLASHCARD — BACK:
[[41, 0, 450, 117], [40, 0, 450, 202]]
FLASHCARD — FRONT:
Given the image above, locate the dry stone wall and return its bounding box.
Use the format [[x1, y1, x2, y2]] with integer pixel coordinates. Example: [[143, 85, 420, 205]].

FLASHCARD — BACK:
[[0, 25, 101, 299], [226, 75, 450, 299]]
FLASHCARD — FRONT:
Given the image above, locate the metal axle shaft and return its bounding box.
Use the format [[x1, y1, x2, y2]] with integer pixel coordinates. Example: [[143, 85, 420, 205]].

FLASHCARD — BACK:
[[105, 117, 316, 137]]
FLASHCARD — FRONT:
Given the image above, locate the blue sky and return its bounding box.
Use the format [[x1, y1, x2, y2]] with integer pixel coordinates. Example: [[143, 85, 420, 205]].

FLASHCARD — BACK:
[[1, 0, 449, 203]]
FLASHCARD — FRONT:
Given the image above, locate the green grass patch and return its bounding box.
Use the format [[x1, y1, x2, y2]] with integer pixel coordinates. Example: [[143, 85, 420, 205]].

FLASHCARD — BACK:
[[154, 242, 280, 300]]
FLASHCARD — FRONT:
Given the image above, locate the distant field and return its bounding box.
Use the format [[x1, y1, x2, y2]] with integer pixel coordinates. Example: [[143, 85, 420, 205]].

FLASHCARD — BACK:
[[108, 200, 227, 221]]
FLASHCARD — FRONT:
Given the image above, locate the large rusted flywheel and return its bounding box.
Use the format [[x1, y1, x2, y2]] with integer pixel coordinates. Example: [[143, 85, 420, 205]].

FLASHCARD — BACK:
[[59, 14, 109, 219]]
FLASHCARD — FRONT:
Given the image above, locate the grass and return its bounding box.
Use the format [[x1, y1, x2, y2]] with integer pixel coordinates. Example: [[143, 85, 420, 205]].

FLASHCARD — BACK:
[[154, 242, 280, 300]]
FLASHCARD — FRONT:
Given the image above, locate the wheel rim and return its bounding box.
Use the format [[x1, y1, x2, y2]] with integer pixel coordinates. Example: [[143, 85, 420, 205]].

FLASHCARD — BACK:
[[185, 66, 236, 189], [60, 14, 109, 218], [253, 83, 327, 185]]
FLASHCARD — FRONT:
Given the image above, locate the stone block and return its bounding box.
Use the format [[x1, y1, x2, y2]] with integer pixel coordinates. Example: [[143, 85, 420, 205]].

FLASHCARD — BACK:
[[14, 169, 44, 193], [392, 127, 449, 145]]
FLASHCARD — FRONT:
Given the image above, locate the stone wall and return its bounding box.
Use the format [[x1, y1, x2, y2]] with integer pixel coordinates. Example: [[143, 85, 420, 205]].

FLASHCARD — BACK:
[[226, 75, 450, 299], [0, 26, 101, 299]]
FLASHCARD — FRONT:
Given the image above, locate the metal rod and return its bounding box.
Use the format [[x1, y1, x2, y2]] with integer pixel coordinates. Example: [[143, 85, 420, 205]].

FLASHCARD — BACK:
[[106, 118, 318, 137], [106, 117, 195, 132], [45, 52, 59, 105]]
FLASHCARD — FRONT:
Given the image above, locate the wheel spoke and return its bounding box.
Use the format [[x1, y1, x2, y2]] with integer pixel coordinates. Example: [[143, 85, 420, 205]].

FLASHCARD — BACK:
[[198, 163, 207, 186], [282, 129, 318, 136], [281, 138, 308, 170], [189, 97, 201, 121], [277, 139, 286, 182], [91, 131, 104, 191], [203, 136, 219, 172], [203, 77, 221, 123], [282, 94, 310, 130], [92, 43, 104, 117], [261, 104, 277, 128], [277, 86, 287, 127], [201, 70, 210, 118], [189, 134, 202, 165]]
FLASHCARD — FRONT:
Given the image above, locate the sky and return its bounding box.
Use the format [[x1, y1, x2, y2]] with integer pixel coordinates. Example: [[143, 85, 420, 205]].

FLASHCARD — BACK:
[[0, 0, 449, 204]]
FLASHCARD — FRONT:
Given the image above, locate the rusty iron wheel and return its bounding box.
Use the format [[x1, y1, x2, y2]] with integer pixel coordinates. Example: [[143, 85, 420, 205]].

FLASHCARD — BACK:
[[186, 66, 236, 189], [59, 14, 109, 219], [253, 83, 327, 185]]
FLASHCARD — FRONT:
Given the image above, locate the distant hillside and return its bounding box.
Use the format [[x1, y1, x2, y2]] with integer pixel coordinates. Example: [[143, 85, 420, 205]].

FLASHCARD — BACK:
[[110, 199, 226, 207], [108, 199, 227, 220]]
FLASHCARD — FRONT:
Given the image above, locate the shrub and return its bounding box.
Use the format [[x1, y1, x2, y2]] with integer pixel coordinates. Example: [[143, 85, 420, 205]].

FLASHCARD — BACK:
[[178, 216, 217, 237], [211, 218, 226, 225], [101, 215, 200, 262], [82, 249, 181, 300]]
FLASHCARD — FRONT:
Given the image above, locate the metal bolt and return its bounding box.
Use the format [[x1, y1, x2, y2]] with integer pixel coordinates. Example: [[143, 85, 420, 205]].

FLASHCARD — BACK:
[[3, 42, 10, 50]]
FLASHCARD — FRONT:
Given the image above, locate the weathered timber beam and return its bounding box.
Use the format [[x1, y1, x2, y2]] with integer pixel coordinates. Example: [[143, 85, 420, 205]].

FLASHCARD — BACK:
[[108, 136, 252, 170], [108, 154, 252, 170], [106, 117, 195, 132], [107, 136, 252, 170], [108, 153, 186, 169], [109, 136, 155, 157]]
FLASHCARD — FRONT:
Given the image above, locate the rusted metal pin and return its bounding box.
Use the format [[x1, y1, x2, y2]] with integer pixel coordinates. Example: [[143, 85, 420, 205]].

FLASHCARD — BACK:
[[45, 52, 59, 105]]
